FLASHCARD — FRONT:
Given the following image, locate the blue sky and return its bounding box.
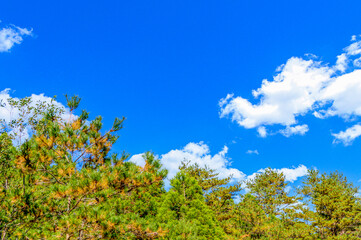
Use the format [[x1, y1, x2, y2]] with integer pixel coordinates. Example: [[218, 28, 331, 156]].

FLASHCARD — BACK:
[[1, 0, 361, 184]]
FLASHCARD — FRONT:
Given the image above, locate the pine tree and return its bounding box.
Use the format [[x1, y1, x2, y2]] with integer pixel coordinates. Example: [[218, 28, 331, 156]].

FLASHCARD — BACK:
[[0, 132, 20, 240], [234, 193, 269, 239], [157, 171, 225, 239], [179, 161, 242, 237], [3, 94, 361, 239], [0, 96, 167, 239], [240, 168, 311, 239], [302, 170, 361, 239]]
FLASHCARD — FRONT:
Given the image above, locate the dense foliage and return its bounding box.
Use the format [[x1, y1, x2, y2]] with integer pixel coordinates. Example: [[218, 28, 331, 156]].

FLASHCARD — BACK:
[[0, 96, 360, 239]]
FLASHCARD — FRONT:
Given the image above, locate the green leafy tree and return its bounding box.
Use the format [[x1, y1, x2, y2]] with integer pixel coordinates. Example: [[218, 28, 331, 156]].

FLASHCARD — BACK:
[[234, 193, 269, 239], [0, 132, 20, 240], [157, 171, 225, 239], [240, 168, 311, 239], [3, 94, 361, 240], [179, 161, 242, 237], [0, 96, 167, 239], [302, 170, 361, 239]]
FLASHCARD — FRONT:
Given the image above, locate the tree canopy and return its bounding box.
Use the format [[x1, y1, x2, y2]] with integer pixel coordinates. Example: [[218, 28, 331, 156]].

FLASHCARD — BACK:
[[0, 95, 360, 239]]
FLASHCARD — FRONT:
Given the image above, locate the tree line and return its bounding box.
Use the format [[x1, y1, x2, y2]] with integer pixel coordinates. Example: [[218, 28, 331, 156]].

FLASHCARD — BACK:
[[0, 96, 360, 239]]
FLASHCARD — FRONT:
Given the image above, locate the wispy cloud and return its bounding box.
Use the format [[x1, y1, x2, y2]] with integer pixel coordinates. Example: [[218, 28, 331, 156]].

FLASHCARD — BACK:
[[219, 35, 361, 144], [257, 126, 267, 138], [0, 23, 33, 52], [332, 124, 361, 146], [279, 124, 309, 137], [246, 149, 259, 155]]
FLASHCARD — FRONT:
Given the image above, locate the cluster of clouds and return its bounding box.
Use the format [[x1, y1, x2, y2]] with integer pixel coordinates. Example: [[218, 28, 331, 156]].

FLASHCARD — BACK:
[[220, 35, 361, 145], [0, 22, 32, 52], [129, 142, 308, 186], [3, 18, 357, 190]]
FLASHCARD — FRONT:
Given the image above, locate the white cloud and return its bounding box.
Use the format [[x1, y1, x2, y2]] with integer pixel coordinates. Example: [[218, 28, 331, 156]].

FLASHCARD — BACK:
[[129, 142, 246, 183], [0, 23, 32, 52], [335, 53, 348, 72], [129, 142, 309, 189], [220, 57, 333, 129], [257, 126, 267, 138], [317, 70, 361, 118], [219, 36, 361, 144], [247, 165, 308, 183], [279, 124, 309, 137], [332, 124, 361, 146], [345, 40, 361, 55], [0, 89, 72, 144], [128, 153, 147, 167], [246, 149, 259, 155], [278, 165, 308, 182]]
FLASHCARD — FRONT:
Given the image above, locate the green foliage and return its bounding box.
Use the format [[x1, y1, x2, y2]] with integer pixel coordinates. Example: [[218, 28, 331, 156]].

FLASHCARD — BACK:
[[230, 168, 312, 239], [1, 95, 361, 239], [246, 168, 300, 216], [179, 161, 242, 237], [302, 170, 361, 239], [0, 96, 167, 239], [157, 171, 225, 239]]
